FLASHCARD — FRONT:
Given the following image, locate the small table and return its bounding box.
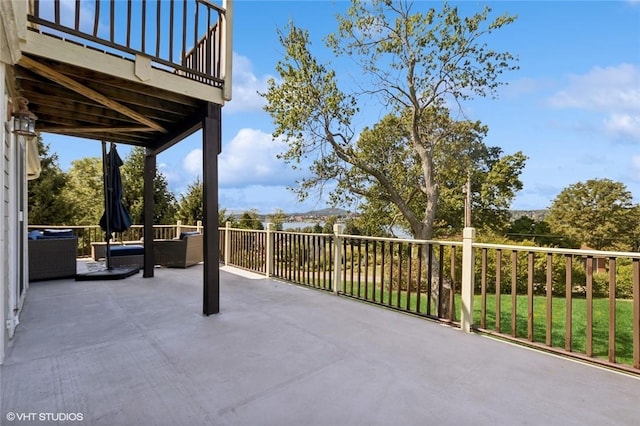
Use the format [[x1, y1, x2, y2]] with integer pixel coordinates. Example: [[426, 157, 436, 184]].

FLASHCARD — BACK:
[[92, 241, 142, 260], [108, 245, 144, 269]]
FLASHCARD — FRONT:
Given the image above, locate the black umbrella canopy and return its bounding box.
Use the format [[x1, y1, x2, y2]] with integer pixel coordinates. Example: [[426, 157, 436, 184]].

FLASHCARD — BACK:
[[100, 143, 132, 238]]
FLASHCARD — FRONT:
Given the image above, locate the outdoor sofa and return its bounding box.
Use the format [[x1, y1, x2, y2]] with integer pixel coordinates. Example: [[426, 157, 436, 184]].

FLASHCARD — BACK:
[[28, 229, 78, 281], [91, 232, 203, 269]]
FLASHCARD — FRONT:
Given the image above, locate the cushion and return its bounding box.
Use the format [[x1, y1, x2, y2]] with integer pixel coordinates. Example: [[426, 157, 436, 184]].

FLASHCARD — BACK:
[[38, 234, 77, 240], [179, 231, 200, 239], [28, 230, 43, 240], [108, 245, 144, 256], [44, 229, 74, 237]]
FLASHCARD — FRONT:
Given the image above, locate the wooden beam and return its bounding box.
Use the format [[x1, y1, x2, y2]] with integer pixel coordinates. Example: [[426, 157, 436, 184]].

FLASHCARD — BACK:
[[17, 73, 192, 123], [202, 102, 221, 315], [143, 150, 156, 278], [18, 56, 167, 132], [44, 131, 149, 146], [150, 107, 206, 154], [41, 127, 157, 133]]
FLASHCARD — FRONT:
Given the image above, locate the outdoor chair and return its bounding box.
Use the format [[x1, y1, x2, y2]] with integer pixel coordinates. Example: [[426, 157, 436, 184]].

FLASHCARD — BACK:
[[152, 232, 203, 268]]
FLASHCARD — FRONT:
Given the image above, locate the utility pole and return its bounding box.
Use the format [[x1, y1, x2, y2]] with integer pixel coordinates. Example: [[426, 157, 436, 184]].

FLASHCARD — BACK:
[[464, 171, 472, 228]]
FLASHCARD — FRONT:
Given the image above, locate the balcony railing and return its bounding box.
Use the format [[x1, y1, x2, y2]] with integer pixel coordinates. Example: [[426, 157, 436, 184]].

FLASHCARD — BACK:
[[473, 243, 640, 374], [27, 0, 225, 87], [28, 222, 640, 375], [219, 225, 640, 375]]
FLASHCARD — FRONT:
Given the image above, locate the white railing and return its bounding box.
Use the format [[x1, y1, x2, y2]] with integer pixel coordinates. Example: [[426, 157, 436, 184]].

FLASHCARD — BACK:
[[219, 224, 640, 375], [29, 220, 640, 374]]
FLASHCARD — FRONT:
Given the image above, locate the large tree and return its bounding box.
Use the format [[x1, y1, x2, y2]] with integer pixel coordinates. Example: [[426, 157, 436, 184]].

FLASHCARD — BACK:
[[267, 208, 287, 231], [263, 0, 518, 240], [506, 216, 567, 247], [237, 209, 264, 230], [64, 156, 104, 225], [28, 137, 75, 225], [121, 146, 177, 225], [175, 178, 237, 227], [176, 178, 204, 226], [348, 111, 526, 238], [546, 179, 639, 250]]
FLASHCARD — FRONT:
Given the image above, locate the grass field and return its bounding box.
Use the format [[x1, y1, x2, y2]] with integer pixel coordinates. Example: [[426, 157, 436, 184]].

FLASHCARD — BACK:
[[475, 294, 635, 366]]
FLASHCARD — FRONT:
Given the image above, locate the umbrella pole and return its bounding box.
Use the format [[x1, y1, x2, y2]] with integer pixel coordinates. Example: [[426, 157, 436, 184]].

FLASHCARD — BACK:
[[102, 140, 112, 270]]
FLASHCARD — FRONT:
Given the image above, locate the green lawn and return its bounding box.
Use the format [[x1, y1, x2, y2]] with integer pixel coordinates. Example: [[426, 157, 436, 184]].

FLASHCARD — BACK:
[[475, 294, 635, 366], [339, 280, 636, 366]]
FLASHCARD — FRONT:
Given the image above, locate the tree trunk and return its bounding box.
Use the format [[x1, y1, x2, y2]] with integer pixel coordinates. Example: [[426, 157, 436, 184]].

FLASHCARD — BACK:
[[415, 224, 452, 320]]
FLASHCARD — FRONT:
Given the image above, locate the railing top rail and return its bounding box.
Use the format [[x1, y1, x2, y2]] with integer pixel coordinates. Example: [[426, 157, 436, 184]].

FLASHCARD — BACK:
[[340, 233, 464, 246], [197, 0, 225, 13], [28, 224, 100, 229], [275, 231, 333, 238], [474, 242, 640, 259], [223, 227, 268, 234], [219, 227, 465, 246]]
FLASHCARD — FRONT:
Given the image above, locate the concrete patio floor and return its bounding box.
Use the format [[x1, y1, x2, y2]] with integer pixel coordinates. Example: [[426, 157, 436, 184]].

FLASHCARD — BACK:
[[1, 264, 639, 425]]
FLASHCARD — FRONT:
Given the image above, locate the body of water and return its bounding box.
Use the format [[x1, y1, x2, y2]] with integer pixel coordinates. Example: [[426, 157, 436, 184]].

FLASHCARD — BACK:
[[263, 222, 413, 239]]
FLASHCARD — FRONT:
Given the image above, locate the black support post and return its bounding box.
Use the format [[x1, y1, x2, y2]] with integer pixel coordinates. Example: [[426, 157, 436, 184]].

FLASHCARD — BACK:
[[202, 102, 221, 315], [143, 148, 156, 278]]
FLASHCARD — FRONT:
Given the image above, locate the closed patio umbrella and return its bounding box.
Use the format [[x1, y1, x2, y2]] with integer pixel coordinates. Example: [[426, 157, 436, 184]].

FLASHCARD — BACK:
[[100, 142, 132, 269]]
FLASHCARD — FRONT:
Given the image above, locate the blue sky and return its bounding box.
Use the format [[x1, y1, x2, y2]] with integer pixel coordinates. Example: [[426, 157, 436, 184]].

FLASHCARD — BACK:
[[43, 1, 640, 214]]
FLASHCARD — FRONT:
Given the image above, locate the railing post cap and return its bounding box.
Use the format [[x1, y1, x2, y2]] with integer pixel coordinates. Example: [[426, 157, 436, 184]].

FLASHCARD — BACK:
[[267, 223, 275, 231], [333, 223, 345, 234], [463, 227, 476, 239]]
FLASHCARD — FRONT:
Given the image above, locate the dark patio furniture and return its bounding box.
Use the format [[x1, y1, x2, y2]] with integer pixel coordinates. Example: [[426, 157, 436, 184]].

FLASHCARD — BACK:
[[108, 245, 144, 270], [28, 237, 78, 281], [153, 233, 203, 268]]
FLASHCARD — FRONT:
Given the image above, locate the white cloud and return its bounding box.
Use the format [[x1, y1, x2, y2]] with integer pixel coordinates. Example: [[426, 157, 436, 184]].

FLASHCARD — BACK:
[[547, 64, 640, 142], [604, 114, 640, 141], [182, 150, 202, 176], [224, 53, 273, 113], [182, 128, 304, 188], [548, 64, 640, 111], [157, 161, 176, 181]]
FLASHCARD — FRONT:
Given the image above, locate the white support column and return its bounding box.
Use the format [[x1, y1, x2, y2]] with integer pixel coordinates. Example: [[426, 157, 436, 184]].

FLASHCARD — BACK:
[[265, 223, 274, 277], [332, 224, 345, 294], [224, 221, 231, 265], [176, 220, 182, 238], [460, 227, 476, 333], [196, 220, 203, 233], [222, 0, 233, 101]]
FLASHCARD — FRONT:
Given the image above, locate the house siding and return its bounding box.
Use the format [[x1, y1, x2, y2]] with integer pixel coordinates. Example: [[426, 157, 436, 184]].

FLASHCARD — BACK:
[[0, 0, 26, 365], [1, 66, 9, 363], [0, 62, 26, 365]]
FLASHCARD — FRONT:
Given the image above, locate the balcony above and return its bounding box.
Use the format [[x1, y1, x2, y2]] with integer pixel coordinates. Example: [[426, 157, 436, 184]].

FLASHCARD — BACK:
[[3, 0, 232, 150]]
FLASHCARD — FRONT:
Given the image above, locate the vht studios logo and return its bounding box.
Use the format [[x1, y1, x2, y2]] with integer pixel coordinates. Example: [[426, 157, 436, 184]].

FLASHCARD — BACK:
[[6, 412, 84, 422]]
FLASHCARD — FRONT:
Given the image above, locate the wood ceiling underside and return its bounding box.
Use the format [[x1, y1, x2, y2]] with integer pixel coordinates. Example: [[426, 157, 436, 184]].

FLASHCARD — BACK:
[[14, 54, 207, 150]]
